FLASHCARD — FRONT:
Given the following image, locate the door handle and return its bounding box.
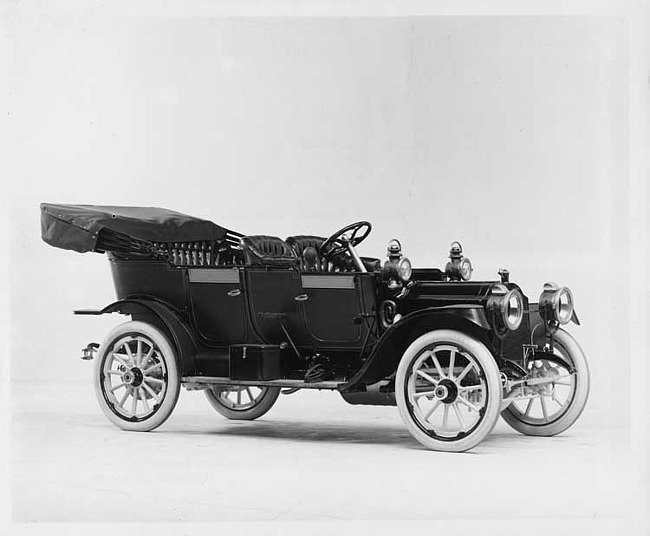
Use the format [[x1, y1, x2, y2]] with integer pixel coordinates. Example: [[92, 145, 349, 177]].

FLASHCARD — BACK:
[[227, 289, 242, 297], [294, 293, 309, 302]]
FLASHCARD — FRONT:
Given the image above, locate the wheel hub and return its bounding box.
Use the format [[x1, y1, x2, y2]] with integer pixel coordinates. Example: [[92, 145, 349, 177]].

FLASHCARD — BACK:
[[435, 378, 458, 404], [122, 368, 144, 387]]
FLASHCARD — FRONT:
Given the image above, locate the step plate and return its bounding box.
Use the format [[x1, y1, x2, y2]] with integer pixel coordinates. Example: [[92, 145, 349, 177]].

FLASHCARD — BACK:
[[182, 376, 342, 390]]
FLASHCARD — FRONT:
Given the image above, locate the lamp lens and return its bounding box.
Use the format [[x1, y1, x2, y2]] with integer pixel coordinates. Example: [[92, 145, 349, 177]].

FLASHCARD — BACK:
[[556, 288, 574, 324], [397, 258, 412, 281], [504, 290, 523, 330], [459, 258, 473, 281]]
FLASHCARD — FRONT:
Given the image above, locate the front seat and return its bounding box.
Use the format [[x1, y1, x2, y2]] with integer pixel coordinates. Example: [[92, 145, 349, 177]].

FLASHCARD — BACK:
[[285, 235, 328, 271], [240, 235, 298, 267], [286, 235, 382, 272]]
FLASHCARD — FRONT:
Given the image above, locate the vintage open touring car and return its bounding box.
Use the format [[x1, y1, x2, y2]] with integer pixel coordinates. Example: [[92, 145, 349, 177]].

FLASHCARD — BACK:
[[41, 203, 589, 452]]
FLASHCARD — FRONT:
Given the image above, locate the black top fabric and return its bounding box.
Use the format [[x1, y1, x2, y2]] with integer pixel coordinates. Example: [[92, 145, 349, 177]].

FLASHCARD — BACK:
[[41, 203, 229, 253]]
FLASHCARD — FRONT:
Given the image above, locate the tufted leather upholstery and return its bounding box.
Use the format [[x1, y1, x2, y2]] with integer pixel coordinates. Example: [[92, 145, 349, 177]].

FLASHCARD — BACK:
[[240, 235, 299, 267], [286, 235, 363, 272], [286, 235, 328, 271]]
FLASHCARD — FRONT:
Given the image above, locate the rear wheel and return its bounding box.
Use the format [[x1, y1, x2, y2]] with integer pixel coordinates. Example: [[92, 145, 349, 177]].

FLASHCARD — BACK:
[[395, 330, 502, 452], [205, 385, 281, 420], [501, 328, 589, 436], [94, 321, 180, 432]]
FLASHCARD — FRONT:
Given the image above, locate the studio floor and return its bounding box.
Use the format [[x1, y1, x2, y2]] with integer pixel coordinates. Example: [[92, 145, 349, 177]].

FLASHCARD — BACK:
[[10, 379, 632, 525]]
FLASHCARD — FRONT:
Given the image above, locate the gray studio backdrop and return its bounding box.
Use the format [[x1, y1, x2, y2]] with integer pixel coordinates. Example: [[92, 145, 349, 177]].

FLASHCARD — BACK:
[[10, 16, 628, 430]]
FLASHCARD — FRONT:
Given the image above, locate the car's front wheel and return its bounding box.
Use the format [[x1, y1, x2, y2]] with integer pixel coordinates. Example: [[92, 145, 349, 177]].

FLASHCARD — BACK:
[[94, 321, 181, 432], [205, 385, 281, 420], [395, 330, 502, 452], [501, 328, 589, 436]]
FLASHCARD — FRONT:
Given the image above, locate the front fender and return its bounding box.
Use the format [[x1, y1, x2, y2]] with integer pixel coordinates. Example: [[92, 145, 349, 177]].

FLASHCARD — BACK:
[[75, 297, 199, 375], [340, 305, 493, 392]]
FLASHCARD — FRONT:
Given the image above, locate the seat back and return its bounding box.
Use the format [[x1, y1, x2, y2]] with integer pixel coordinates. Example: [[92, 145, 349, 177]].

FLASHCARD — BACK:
[[240, 235, 298, 267], [285, 235, 327, 271]]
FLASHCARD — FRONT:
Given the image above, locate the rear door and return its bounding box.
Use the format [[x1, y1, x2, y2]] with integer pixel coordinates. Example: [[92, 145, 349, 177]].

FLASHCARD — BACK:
[[187, 267, 248, 344]]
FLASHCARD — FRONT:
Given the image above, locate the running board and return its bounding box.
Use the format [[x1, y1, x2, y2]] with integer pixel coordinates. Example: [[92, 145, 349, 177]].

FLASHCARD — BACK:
[[182, 376, 342, 391]]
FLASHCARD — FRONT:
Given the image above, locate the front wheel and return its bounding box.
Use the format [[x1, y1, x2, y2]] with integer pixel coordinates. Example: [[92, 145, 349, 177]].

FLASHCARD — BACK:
[[395, 330, 502, 452], [205, 385, 281, 420], [94, 321, 181, 432], [501, 328, 589, 436]]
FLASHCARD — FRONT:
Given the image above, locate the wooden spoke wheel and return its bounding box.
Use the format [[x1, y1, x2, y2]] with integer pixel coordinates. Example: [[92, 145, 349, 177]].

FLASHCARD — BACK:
[[94, 321, 180, 432], [396, 330, 502, 452], [205, 385, 281, 420]]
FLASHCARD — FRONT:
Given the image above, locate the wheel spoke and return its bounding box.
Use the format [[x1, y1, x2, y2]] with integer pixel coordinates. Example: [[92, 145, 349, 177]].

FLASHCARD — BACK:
[[551, 391, 564, 407], [524, 397, 534, 416], [441, 404, 449, 430], [456, 395, 480, 413], [245, 387, 254, 403], [414, 390, 437, 399], [553, 374, 574, 381], [144, 377, 164, 385], [142, 362, 162, 375], [118, 389, 130, 408], [455, 363, 473, 383], [431, 354, 446, 379], [123, 342, 135, 365], [139, 388, 150, 413], [540, 396, 549, 422], [142, 382, 160, 403], [110, 382, 127, 393], [452, 402, 465, 429], [423, 398, 442, 421], [140, 346, 154, 370], [136, 339, 143, 367], [448, 349, 456, 379], [112, 353, 131, 369], [416, 370, 439, 386], [132, 388, 138, 416], [458, 385, 482, 392], [236, 389, 242, 406]]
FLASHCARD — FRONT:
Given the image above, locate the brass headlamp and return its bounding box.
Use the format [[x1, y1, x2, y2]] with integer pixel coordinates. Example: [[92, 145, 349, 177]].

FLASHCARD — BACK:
[[539, 282, 574, 326], [486, 283, 524, 333]]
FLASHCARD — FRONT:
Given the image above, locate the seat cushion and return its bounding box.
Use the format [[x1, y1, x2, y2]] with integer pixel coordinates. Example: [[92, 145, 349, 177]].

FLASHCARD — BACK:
[[240, 235, 298, 267]]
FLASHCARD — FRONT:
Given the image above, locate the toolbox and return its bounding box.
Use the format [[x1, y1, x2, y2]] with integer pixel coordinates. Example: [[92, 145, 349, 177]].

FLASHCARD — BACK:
[[229, 344, 282, 381]]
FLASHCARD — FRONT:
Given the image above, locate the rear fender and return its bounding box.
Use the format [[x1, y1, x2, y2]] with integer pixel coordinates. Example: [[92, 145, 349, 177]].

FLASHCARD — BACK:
[[75, 298, 198, 375], [340, 306, 493, 392]]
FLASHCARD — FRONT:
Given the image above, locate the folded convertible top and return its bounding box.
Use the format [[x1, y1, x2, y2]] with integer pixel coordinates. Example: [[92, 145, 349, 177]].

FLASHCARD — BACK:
[[41, 203, 241, 254]]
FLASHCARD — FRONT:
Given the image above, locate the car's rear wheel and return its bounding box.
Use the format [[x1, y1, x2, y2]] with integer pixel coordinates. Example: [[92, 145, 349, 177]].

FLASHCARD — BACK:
[[205, 385, 281, 420], [501, 328, 589, 436], [395, 330, 502, 452], [94, 321, 180, 432]]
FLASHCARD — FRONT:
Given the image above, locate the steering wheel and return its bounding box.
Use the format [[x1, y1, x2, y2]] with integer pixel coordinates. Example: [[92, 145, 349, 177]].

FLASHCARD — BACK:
[[319, 221, 372, 259]]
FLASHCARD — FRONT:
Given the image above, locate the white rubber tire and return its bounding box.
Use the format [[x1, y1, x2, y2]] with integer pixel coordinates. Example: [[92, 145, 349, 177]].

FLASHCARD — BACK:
[[501, 328, 589, 436], [396, 329, 502, 452], [94, 321, 180, 432], [205, 386, 280, 420]]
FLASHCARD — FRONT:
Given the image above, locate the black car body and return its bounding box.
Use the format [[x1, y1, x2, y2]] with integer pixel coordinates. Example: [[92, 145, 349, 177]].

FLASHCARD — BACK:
[[41, 203, 590, 452]]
